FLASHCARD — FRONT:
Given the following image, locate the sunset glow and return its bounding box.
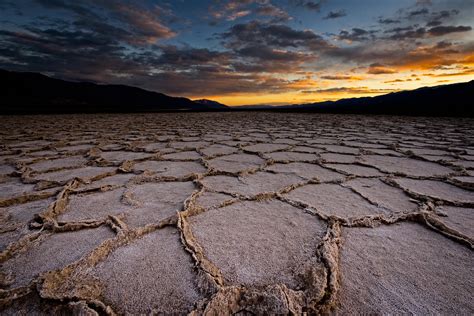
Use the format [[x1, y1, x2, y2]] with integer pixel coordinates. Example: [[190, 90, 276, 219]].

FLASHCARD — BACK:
[[1, 0, 473, 105]]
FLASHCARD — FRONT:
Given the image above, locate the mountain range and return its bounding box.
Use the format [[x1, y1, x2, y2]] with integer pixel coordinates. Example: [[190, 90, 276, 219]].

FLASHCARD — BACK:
[[1, 69, 473, 116], [0, 69, 227, 113]]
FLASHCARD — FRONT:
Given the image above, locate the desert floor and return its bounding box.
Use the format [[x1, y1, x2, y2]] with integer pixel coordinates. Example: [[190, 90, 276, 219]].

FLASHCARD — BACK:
[[0, 113, 473, 314]]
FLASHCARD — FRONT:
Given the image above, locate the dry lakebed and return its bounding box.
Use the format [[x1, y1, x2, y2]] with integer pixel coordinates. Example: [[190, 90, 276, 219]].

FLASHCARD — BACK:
[[0, 113, 473, 314]]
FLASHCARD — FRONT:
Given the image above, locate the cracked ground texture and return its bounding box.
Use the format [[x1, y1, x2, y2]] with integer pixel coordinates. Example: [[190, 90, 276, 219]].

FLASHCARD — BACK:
[[0, 113, 473, 315]]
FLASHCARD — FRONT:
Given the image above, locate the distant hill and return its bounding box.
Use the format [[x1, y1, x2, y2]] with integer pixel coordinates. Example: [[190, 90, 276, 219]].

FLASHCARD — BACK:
[[0, 69, 227, 114], [276, 80, 474, 117], [233, 104, 277, 110], [193, 99, 228, 110], [1, 69, 473, 116]]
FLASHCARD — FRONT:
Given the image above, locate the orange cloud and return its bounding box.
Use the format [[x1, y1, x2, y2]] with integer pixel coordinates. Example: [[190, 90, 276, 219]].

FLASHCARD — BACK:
[[367, 65, 397, 74], [320, 74, 364, 80]]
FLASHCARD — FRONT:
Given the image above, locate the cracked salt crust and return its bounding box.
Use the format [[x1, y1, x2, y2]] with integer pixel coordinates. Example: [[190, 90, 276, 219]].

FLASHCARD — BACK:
[[0, 113, 472, 314]]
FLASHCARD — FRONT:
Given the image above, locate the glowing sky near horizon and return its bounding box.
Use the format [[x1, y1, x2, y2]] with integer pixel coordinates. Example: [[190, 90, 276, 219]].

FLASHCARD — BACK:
[[1, 0, 473, 105]]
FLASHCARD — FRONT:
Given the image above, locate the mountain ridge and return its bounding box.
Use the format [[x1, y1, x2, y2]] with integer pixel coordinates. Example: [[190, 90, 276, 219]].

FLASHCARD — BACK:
[[1, 69, 473, 116], [234, 80, 474, 116], [0, 69, 227, 114]]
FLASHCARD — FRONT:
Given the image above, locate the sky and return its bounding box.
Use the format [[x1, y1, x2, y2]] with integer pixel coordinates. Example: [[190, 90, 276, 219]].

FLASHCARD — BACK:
[[1, 0, 473, 106]]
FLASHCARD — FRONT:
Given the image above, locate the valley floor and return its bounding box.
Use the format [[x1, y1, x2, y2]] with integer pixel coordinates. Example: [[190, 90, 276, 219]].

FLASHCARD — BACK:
[[0, 112, 473, 314]]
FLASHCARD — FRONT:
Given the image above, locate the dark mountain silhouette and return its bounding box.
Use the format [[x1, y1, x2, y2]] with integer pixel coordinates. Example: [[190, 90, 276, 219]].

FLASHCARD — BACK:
[[1, 69, 473, 116], [275, 80, 474, 117], [0, 69, 227, 114], [193, 99, 227, 109]]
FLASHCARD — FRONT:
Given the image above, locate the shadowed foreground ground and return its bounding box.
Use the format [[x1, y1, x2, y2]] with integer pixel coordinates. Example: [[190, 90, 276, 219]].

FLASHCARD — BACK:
[[0, 113, 473, 314]]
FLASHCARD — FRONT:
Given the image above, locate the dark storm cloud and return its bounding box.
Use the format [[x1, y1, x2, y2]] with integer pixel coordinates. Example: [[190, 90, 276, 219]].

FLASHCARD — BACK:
[[0, 0, 329, 98], [0, 27, 290, 97], [34, 0, 175, 44], [0, 26, 121, 59], [323, 10, 347, 20], [130, 19, 335, 95], [145, 42, 312, 76], [219, 20, 331, 50], [0, 0, 175, 83], [214, 21, 329, 74], [0, 23, 140, 82]]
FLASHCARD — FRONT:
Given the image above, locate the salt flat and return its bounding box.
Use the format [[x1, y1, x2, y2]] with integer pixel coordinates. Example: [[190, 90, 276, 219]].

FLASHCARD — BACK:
[[0, 113, 473, 314]]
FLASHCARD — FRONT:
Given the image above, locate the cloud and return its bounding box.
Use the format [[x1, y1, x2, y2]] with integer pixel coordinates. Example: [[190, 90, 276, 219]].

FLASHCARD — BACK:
[[426, 20, 442, 27], [209, 0, 254, 21], [0, 32, 312, 98], [224, 0, 254, 11], [34, 0, 98, 17], [103, 2, 176, 43], [428, 25, 472, 36], [378, 18, 401, 24], [209, 1, 291, 23], [0, 5, 328, 98], [323, 10, 346, 20], [320, 74, 363, 80], [0, 25, 142, 83], [219, 20, 332, 51], [431, 9, 459, 21], [434, 41, 453, 49], [426, 9, 460, 27], [384, 24, 471, 40], [389, 4, 465, 31], [236, 45, 314, 62], [149, 45, 232, 69], [407, 8, 429, 18], [338, 28, 376, 42], [215, 21, 330, 74], [424, 68, 474, 77], [227, 10, 252, 21], [301, 86, 395, 95], [290, 0, 324, 11], [2, 0, 473, 102], [384, 79, 406, 83], [34, 0, 175, 45], [367, 64, 397, 74], [256, 4, 291, 22], [385, 27, 426, 40], [323, 35, 474, 76]]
